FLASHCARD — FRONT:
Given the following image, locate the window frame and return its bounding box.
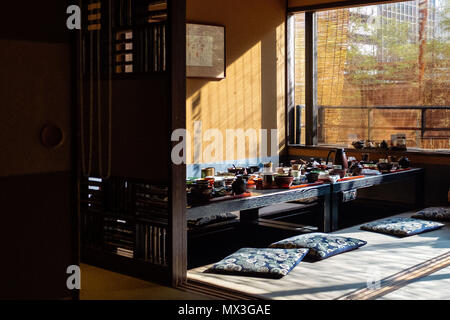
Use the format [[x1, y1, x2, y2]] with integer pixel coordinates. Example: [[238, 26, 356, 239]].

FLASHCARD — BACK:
[[286, 0, 450, 154]]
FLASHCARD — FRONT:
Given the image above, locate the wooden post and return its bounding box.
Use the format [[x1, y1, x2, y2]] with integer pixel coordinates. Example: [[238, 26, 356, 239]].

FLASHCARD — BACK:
[[317, 193, 331, 233], [305, 11, 318, 146], [415, 169, 425, 209], [240, 208, 260, 224], [286, 13, 296, 145], [296, 105, 302, 144], [168, 0, 187, 288]]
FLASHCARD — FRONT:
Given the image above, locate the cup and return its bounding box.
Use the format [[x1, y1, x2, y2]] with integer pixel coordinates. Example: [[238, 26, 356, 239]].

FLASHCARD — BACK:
[[290, 169, 300, 178], [214, 178, 225, 188], [262, 173, 274, 189], [362, 153, 370, 162]]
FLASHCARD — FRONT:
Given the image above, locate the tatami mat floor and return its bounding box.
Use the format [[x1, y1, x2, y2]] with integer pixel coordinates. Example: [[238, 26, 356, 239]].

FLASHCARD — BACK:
[[80, 263, 212, 300], [188, 211, 450, 300], [378, 266, 450, 300]]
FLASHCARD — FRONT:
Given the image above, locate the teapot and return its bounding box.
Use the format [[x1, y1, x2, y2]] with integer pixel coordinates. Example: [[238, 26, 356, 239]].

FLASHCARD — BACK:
[[326, 148, 348, 174], [232, 175, 247, 195], [398, 156, 410, 169]]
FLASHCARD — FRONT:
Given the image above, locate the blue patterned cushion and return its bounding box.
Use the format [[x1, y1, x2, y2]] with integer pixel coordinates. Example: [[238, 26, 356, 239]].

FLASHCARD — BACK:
[[205, 248, 309, 279], [188, 212, 238, 227], [361, 217, 444, 237], [411, 207, 450, 222], [269, 233, 367, 260]]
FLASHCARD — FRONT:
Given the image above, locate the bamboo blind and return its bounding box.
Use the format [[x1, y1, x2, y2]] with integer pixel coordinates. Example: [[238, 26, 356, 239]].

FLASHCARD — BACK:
[[293, 0, 450, 149]]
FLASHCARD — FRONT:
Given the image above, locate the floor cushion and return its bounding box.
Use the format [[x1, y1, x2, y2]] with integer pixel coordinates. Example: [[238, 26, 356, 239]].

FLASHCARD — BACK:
[[411, 207, 450, 222], [188, 212, 238, 228], [205, 248, 309, 279], [269, 232, 367, 260], [361, 217, 444, 237]]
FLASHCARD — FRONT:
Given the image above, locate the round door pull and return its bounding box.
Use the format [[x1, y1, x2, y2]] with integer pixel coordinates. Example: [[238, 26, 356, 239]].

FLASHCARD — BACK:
[[40, 124, 64, 149]]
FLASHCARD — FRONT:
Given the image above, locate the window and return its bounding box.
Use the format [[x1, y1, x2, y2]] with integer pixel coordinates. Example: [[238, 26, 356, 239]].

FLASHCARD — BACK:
[[291, 0, 450, 151]]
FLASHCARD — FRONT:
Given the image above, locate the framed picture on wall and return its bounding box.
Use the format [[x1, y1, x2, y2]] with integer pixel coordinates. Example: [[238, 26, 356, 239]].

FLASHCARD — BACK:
[[186, 23, 226, 79]]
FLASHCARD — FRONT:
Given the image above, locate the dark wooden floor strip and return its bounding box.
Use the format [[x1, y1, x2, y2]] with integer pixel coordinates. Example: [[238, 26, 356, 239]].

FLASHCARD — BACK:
[[181, 279, 263, 300]]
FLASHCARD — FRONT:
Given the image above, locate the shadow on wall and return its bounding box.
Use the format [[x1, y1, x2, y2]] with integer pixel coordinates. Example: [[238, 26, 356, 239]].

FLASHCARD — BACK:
[[186, 0, 286, 166]]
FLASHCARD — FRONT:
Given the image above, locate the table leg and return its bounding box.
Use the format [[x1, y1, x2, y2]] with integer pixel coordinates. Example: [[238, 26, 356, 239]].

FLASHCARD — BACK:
[[317, 193, 331, 233], [330, 192, 341, 232], [415, 170, 425, 209], [240, 208, 260, 224]]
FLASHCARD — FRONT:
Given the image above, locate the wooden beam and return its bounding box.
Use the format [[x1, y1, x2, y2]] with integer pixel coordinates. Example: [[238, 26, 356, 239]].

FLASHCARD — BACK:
[[288, 0, 405, 13], [296, 105, 302, 144], [305, 11, 318, 146], [288, 145, 450, 165]]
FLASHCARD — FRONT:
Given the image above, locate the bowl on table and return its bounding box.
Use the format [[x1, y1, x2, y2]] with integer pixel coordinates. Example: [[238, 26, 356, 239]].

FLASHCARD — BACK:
[[228, 167, 246, 175], [352, 140, 365, 149], [306, 172, 320, 183], [377, 162, 393, 173], [247, 165, 261, 174], [274, 175, 294, 188], [214, 177, 225, 188], [189, 181, 213, 205]]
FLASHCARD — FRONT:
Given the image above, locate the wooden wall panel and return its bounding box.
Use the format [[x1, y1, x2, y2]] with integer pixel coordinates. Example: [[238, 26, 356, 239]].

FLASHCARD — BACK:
[[186, 0, 286, 163], [0, 2, 69, 42], [0, 40, 72, 177], [0, 173, 76, 299], [108, 78, 170, 181], [0, 0, 76, 299]]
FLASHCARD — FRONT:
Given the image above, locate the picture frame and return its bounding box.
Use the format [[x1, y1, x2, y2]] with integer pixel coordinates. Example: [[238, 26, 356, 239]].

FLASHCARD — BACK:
[[186, 23, 226, 79]]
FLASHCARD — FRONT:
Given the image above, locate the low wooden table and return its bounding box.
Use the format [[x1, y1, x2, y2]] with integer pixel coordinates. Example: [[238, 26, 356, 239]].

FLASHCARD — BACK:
[[187, 168, 425, 233], [187, 184, 332, 232], [329, 168, 425, 231]]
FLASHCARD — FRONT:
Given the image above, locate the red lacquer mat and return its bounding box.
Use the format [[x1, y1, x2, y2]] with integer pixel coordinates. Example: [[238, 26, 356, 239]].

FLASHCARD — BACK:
[[287, 181, 325, 189], [337, 175, 365, 182], [209, 192, 252, 203]]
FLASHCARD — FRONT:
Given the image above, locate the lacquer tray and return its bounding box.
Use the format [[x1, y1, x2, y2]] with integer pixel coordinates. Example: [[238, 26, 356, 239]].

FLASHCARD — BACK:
[[209, 192, 252, 203], [337, 175, 365, 182], [262, 181, 325, 190], [389, 168, 412, 173]]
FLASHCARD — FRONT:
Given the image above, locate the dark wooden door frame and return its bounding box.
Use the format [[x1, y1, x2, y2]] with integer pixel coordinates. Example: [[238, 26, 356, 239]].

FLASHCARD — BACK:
[[168, 0, 187, 287], [75, 0, 188, 289]]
